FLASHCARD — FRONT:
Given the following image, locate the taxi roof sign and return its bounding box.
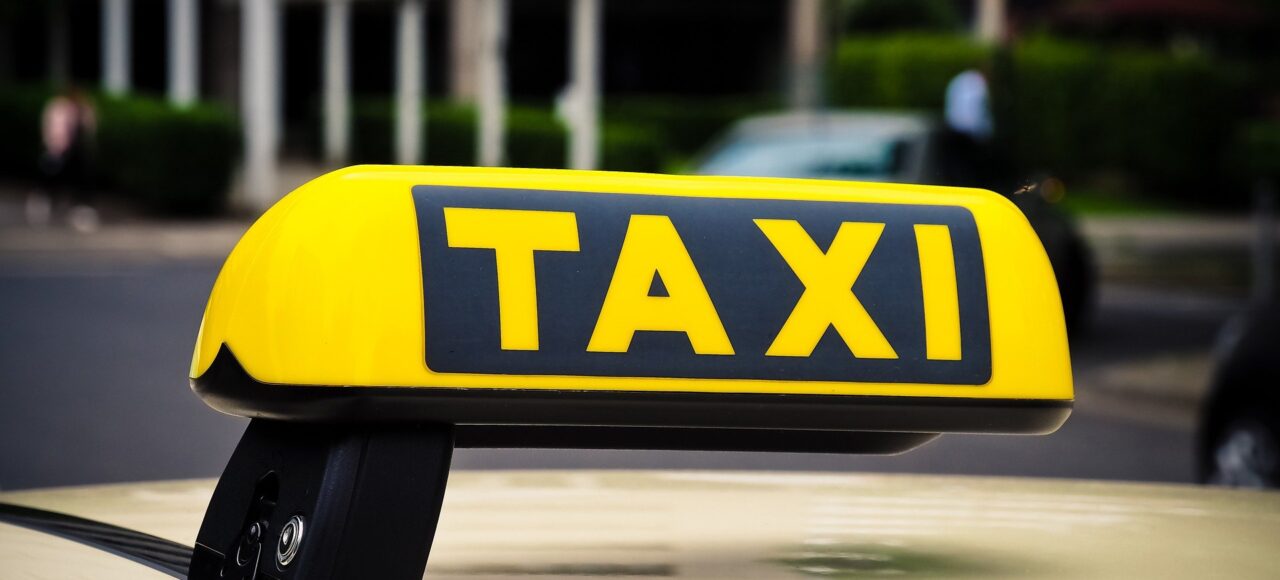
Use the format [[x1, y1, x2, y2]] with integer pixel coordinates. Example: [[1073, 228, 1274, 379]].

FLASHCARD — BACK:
[[190, 166, 1072, 452]]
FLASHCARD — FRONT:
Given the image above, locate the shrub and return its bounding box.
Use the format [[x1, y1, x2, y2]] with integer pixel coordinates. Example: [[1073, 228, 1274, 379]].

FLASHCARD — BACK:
[[1232, 121, 1280, 181], [828, 34, 1252, 203], [0, 86, 239, 214], [505, 106, 568, 169], [1006, 38, 1248, 197], [602, 122, 664, 173], [352, 99, 561, 166], [0, 85, 50, 180], [96, 95, 239, 213], [349, 99, 397, 163], [350, 99, 664, 172], [997, 38, 1104, 176], [829, 34, 990, 110], [603, 95, 778, 161]]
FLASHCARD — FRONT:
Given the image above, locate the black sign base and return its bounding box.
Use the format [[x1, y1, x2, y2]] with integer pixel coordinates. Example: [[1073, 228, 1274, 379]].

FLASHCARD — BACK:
[[188, 419, 453, 580]]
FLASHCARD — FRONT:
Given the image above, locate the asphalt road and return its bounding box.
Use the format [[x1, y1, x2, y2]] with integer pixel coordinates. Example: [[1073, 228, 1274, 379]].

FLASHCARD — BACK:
[[0, 258, 1237, 490]]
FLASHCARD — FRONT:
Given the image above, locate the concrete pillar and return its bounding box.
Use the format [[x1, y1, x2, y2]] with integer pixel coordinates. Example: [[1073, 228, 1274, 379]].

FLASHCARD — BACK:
[[323, 0, 351, 164], [786, 0, 823, 110], [448, 0, 479, 101], [567, 0, 601, 170], [241, 0, 279, 208], [476, 0, 506, 167], [974, 0, 1006, 43], [395, 0, 424, 165], [167, 0, 199, 105], [103, 0, 132, 94]]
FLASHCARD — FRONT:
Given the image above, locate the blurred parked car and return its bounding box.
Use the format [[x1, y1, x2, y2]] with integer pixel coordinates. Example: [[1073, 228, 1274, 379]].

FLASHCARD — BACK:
[[695, 111, 1094, 333], [1199, 303, 1280, 488]]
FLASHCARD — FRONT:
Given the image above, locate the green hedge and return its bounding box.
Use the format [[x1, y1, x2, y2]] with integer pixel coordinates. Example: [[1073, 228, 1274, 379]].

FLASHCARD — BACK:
[[0, 86, 49, 180], [350, 99, 664, 173], [602, 123, 664, 174], [96, 95, 238, 213], [830, 34, 990, 110], [603, 95, 778, 161], [829, 34, 1251, 202], [994, 38, 1096, 176], [1005, 38, 1247, 195], [350, 101, 485, 166], [1233, 121, 1280, 181], [0, 86, 239, 214]]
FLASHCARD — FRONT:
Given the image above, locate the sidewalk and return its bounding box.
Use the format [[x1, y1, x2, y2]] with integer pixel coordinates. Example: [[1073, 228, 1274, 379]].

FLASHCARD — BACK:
[[0, 159, 328, 265], [0, 184, 248, 265], [1065, 216, 1262, 428], [0, 220, 247, 263], [1070, 285, 1240, 430], [1082, 215, 1274, 295]]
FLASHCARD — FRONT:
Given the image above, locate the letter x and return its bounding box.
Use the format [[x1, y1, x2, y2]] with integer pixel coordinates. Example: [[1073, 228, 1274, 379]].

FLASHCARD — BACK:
[[755, 219, 898, 359]]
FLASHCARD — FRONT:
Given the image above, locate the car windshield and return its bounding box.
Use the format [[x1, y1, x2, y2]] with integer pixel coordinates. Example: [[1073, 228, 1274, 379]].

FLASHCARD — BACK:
[[698, 132, 902, 181]]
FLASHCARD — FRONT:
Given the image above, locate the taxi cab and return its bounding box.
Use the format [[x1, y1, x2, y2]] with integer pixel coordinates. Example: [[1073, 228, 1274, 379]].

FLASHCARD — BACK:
[[1, 166, 1277, 579]]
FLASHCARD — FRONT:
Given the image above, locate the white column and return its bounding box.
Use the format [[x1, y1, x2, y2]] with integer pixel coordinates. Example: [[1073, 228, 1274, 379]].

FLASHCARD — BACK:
[[567, 0, 601, 170], [448, 0, 479, 101], [323, 0, 351, 164], [395, 0, 424, 165], [974, 0, 1006, 43], [103, 0, 132, 94], [786, 0, 823, 110], [242, 0, 279, 208], [476, 0, 507, 167], [167, 0, 199, 105]]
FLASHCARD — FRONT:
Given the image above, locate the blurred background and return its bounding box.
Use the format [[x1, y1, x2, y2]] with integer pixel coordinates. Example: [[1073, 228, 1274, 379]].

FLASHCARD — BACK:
[[1, 0, 1279, 491]]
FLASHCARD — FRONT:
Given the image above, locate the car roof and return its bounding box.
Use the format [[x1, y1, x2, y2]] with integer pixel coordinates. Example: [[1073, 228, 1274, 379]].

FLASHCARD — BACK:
[[4, 471, 1279, 579], [724, 110, 938, 140]]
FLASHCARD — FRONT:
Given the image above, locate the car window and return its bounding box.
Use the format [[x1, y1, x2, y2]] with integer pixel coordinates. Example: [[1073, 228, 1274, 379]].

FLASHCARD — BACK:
[[698, 132, 902, 181]]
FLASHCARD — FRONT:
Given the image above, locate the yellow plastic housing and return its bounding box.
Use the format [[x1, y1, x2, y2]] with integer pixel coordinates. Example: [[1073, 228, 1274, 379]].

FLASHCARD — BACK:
[[193, 166, 1071, 407], [191, 166, 1073, 444]]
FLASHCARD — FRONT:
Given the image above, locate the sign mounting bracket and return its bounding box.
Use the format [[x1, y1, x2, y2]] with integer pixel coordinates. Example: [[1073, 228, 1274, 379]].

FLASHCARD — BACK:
[[188, 420, 453, 580]]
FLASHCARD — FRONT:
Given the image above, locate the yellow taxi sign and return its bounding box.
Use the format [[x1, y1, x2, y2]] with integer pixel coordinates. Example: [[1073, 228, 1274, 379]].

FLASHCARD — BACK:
[[191, 166, 1071, 450]]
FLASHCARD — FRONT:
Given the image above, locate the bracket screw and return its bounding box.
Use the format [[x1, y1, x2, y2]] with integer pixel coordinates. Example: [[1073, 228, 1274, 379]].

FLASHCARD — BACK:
[[276, 515, 305, 567], [246, 521, 263, 544]]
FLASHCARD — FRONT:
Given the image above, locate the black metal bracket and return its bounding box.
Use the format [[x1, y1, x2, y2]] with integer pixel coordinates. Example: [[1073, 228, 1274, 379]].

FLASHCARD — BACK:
[[188, 419, 453, 580]]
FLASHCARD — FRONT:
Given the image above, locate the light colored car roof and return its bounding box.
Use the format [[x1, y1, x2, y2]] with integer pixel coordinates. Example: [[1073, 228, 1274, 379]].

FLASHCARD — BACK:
[[4, 471, 1280, 579], [724, 110, 936, 139]]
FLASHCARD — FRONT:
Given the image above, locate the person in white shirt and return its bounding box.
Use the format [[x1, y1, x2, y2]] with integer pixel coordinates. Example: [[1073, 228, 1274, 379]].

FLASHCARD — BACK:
[[941, 67, 995, 189], [945, 69, 992, 143]]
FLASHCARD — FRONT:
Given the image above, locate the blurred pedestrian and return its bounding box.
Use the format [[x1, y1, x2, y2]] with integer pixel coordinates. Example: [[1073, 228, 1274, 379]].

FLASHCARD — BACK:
[[942, 67, 993, 188], [27, 85, 99, 232]]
